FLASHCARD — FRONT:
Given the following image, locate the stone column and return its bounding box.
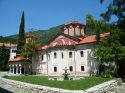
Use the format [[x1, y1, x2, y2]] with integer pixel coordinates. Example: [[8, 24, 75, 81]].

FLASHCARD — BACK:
[[24, 65, 25, 74], [19, 64, 22, 74], [16, 64, 18, 74], [12, 65, 14, 74], [9, 65, 11, 73]]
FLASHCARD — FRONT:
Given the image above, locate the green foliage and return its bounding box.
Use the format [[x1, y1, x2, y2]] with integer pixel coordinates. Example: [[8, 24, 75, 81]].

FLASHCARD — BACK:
[[86, 14, 113, 36], [0, 46, 9, 71], [17, 12, 25, 55], [101, 0, 125, 29], [93, 28, 124, 77], [0, 36, 17, 44], [5, 76, 112, 90], [20, 32, 41, 58], [8, 25, 62, 46], [100, 0, 125, 45]]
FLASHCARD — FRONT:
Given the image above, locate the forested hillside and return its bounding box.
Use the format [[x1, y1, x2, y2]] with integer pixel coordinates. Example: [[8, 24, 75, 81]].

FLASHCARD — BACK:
[[0, 36, 17, 44], [1, 24, 104, 45], [7, 25, 62, 45]]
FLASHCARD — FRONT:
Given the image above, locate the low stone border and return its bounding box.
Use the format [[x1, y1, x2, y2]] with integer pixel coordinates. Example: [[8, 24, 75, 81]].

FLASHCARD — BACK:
[[84, 78, 122, 93], [0, 77, 122, 93]]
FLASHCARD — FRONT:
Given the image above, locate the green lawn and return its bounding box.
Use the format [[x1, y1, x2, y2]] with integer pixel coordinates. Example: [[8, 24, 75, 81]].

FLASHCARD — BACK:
[[4, 76, 112, 90]]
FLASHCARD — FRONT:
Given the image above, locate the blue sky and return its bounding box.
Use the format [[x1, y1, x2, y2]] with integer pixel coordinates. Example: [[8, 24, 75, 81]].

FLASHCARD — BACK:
[[0, 0, 112, 36]]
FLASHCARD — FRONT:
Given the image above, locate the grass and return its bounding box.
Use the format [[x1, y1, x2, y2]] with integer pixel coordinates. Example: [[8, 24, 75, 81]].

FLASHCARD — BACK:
[[4, 76, 112, 90]]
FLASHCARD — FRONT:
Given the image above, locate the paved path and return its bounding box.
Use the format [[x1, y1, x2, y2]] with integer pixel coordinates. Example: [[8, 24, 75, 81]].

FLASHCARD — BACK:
[[0, 72, 36, 93]]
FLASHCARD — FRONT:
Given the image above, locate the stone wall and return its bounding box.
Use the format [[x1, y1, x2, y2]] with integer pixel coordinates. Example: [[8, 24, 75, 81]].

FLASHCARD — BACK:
[[0, 77, 122, 93]]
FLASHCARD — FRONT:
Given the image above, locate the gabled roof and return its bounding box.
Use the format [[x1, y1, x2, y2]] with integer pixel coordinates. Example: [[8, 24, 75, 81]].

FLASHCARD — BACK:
[[79, 33, 110, 44], [41, 32, 110, 50], [0, 43, 17, 48], [49, 34, 78, 48]]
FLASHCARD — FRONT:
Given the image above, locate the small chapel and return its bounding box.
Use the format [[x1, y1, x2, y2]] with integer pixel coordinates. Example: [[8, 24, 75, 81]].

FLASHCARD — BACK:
[[8, 21, 109, 76]]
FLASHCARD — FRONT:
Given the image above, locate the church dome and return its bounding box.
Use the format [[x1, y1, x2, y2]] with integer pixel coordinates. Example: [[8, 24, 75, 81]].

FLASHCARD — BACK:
[[62, 21, 86, 37]]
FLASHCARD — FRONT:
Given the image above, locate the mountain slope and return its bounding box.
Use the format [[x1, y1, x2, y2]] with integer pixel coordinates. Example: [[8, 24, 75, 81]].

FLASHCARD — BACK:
[[1, 24, 101, 45], [7, 25, 62, 45]]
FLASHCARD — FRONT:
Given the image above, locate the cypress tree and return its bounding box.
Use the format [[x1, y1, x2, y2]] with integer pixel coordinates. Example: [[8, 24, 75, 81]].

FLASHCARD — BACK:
[[0, 46, 9, 71], [17, 12, 25, 55]]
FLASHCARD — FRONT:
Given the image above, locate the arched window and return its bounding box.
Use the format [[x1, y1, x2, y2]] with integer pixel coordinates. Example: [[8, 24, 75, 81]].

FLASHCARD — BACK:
[[80, 51, 84, 57], [81, 66, 84, 71], [54, 52, 57, 59], [54, 67, 57, 72], [69, 66, 73, 71]]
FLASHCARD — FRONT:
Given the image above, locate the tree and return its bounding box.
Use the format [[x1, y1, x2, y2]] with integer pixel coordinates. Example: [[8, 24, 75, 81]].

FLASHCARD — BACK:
[[86, 14, 113, 40], [20, 32, 41, 60], [100, 0, 125, 45], [90, 0, 125, 78], [93, 28, 123, 77], [17, 12, 25, 55], [0, 46, 9, 71]]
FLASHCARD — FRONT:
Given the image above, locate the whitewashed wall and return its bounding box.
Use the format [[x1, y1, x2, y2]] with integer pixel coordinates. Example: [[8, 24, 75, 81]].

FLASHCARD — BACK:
[[10, 47, 17, 59], [32, 43, 97, 76]]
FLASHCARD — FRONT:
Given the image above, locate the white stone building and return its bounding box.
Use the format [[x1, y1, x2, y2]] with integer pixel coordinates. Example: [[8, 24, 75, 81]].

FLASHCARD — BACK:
[[9, 21, 109, 76]]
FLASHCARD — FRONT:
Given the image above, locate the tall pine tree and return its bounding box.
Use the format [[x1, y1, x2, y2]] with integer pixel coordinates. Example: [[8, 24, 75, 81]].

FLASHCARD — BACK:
[[17, 12, 25, 55]]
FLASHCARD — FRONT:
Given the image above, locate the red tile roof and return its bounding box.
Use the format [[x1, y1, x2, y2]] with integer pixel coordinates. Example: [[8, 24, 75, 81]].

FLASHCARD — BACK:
[[65, 21, 81, 25], [0, 43, 17, 48], [9, 56, 26, 62], [64, 21, 85, 26], [79, 33, 110, 44], [42, 45, 49, 50], [41, 33, 110, 50], [49, 35, 78, 48]]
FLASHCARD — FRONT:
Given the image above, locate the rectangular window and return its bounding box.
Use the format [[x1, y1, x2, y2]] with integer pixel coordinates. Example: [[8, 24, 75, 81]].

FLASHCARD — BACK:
[[62, 52, 64, 59], [81, 66, 84, 71], [54, 67, 57, 72], [41, 55, 44, 60], [69, 52, 72, 58], [80, 51, 84, 57], [12, 50, 16, 53], [69, 66, 73, 71], [54, 52, 57, 59]]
